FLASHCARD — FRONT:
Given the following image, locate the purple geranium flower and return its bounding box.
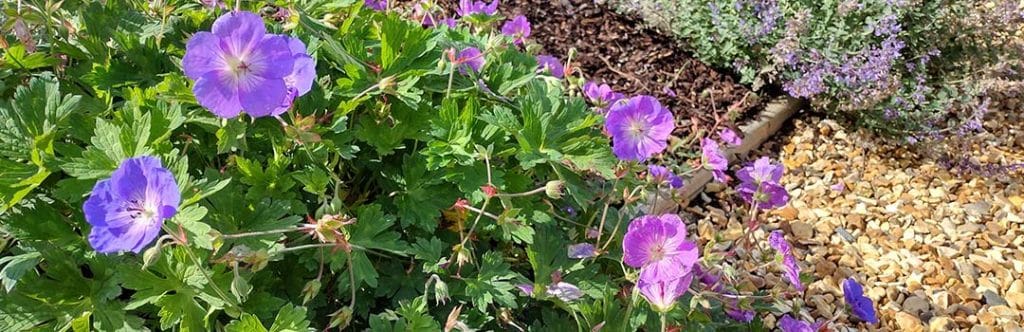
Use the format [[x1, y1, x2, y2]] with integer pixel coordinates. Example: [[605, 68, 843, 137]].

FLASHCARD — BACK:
[[583, 81, 624, 109], [516, 283, 534, 296], [638, 274, 692, 312], [567, 243, 597, 259], [769, 231, 804, 291], [535, 55, 564, 78], [456, 0, 499, 17], [454, 47, 484, 74], [737, 157, 789, 209], [720, 128, 742, 146], [264, 36, 316, 117], [605, 96, 674, 161], [546, 282, 583, 301], [182, 11, 299, 118], [700, 138, 729, 182], [647, 165, 684, 188], [623, 214, 699, 282], [501, 15, 531, 45], [84, 157, 180, 254], [843, 278, 878, 324], [778, 315, 823, 332], [726, 306, 755, 322], [365, 0, 387, 11]]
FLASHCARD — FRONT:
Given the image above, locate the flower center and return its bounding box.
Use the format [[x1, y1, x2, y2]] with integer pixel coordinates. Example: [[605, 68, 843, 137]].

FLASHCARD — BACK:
[[648, 243, 666, 262], [628, 119, 648, 139], [126, 199, 159, 223], [226, 56, 253, 78]]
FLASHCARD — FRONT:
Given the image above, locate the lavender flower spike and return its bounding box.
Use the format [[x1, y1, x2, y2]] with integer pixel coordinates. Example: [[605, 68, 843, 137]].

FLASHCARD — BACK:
[[501, 15, 531, 45], [182, 11, 299, 118], [84, 157, 180, 254], [605, 96, 674, 161]]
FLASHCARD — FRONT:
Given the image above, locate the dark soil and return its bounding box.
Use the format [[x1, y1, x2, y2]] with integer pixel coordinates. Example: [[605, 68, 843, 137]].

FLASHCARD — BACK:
[[438, 0, 764, 142]]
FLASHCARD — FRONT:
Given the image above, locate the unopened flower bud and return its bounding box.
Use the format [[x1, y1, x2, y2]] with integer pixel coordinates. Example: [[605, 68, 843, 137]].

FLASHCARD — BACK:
[[302, 279, 321, 305], [544, 180, 565, 199], [142, 242, 163, 270], [328, 307, 353, 330]]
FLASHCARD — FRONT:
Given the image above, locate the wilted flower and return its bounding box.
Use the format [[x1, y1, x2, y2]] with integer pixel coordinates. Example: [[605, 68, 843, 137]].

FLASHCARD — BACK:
[[737, 157, 789, 209], [454, 47, 485, 74], [567, 243, 597, 259], [769, 231, 804, 291], [535, 55, 564, 78], [605, 96, 675, 161], [501, 15, 531, 45], [183, 11, 306, 118], [583, 81, 624, 109], [546, 282, 583, 301], [199, 0, 226, 9], [700, 138, 729, 182], [778, 315, 823, 332], [544, 180, 565, 199], [638, 274, 692, 312], [843, 278, 878, 324], [365, 0, 387, 11], [84, 156, 180, 253], [456, 0, 499, 17], [623, 214, 699, 282], [647, 165, 683, 188], [719, 128, 742, 146]]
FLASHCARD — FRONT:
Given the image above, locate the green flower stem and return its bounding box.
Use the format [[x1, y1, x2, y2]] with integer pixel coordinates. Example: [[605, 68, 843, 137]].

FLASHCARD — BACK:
[[220, 227, 303, 239], [162, 224, 237, 310], [494, 186, 546, 198], [660, 313, 668, 332]]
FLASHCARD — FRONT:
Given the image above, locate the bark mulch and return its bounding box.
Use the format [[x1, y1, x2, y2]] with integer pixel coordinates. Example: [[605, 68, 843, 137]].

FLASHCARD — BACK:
[[439, 0, 764, 148]]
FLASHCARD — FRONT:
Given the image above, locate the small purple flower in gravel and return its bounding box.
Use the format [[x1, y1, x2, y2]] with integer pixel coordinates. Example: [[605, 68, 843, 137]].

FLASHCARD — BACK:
[[638, 274, 692, 312], [516, 283, 534, 296], [843, 278, 878, 323], [623, 214, 699, 282], [501, 15, 531, 45], [769, 231, 804, 291], [84, 156, 180, 254], [700, 138, 729, 182], [546, 282, 583, 301], [182, 11, 299, 118], [454, 47, 484, 74], [647, 165, 684, 188], [365, 0, 387, 11], [778, 315, 823, 332], [583, 81, 624, 109], [720, 128, 742, 146], [567, 243, 597, 259], [605, 96, 674, 161], [737, 157, 789, 209], [741, 156, 786, 209], [535, 55, 564, 78], [456, 0, 499, 17], [263, 36, 316, 117], [662, 86, 677, 97]]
